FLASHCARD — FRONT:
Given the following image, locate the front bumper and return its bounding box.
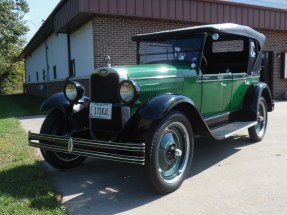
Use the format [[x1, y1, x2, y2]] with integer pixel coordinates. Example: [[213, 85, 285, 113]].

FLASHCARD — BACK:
[[28, 132, 145, 165]]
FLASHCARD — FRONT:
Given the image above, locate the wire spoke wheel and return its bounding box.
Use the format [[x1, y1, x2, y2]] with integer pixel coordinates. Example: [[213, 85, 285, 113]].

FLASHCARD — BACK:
[[40, 110, 86, 169], [49, 122, 80, 162]]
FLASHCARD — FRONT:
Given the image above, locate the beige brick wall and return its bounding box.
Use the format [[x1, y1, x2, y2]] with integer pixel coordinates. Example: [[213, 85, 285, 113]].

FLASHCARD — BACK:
[[262, 30, 287, 98], [92, 16, 193, 68]]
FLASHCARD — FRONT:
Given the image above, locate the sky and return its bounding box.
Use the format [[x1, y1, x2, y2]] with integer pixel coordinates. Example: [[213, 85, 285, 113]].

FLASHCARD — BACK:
[[24, 0, 287, 43], [25, 0, 60, 43], [221, 0, 287, 9]]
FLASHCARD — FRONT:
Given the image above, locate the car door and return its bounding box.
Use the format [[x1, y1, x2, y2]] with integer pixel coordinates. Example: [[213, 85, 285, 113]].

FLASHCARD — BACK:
[[221, 73, 233, 112], [230, 73, 247, 110], [200, 73, 232, 117], [201, 74, 222, 117]]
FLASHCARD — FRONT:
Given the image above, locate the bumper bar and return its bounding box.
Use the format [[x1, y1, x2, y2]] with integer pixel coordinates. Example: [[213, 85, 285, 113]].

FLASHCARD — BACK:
[[28, 132, 145, 165]]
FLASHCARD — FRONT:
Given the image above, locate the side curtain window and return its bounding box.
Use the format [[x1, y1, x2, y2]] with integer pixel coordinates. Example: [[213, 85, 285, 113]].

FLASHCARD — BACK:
[[247, 38, 261, 74], [202, 36, 247, 74]]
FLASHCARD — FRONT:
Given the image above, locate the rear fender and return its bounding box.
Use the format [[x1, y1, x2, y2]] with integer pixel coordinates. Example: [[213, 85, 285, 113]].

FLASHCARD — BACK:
[[243, 82, 274, 120]]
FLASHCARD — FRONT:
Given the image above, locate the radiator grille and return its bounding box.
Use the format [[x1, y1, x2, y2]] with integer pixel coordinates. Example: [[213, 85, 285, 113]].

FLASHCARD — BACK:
[[90, 73, 122, 139]]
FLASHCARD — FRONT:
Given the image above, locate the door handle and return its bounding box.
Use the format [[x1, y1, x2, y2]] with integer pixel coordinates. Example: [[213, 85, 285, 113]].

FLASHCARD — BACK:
[[221, 83, 227, 87]]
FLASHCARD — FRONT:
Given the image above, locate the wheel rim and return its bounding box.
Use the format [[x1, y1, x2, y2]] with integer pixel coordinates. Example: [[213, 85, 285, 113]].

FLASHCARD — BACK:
[[54, 152, 80, 162], [255, 101, 267, 138], [157, 122, 190, 184], [50, 119, 80, 162]]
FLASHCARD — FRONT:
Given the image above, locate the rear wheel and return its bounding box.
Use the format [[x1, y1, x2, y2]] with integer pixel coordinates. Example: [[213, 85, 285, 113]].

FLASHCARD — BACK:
[[40, 109, 86, 169], [144, 111, 194, 194], [248, 97, 268, 142]]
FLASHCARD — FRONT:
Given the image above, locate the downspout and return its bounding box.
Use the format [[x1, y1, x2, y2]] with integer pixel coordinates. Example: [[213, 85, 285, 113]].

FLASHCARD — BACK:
[[44, 39, 49, 81], [67, 33, 72, 77], [23, 59, 26, 93]]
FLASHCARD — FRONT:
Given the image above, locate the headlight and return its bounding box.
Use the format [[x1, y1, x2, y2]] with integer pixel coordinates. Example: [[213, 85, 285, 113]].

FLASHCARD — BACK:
[[64, 80, 85, 103], [119, 80, 140, 105]]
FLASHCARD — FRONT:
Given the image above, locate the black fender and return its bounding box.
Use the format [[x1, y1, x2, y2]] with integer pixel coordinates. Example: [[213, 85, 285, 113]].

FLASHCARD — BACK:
[[41, 93, 70, 113], [243, 82, 274, 120], [137, 94, 195, 121], [116, 94, 210, 142], [41, 93, 90, 132], [41, 92, 90, 113]]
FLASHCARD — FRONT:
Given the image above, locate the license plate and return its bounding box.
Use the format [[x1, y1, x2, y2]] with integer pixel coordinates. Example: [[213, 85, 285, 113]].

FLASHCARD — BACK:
[[89, 103, 112, 120]]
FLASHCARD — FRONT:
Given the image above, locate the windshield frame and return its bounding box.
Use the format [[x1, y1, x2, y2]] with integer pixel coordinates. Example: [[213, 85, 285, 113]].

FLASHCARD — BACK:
[[136, 34, 206, 68]]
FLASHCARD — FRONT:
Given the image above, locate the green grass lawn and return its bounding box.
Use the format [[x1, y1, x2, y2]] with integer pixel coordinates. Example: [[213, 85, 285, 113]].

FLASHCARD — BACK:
[[0, 94, 67, 215]]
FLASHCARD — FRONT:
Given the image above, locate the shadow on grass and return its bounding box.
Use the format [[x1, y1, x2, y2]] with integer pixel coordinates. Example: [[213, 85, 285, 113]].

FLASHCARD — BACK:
[[40, 134, 255, 214], [0, 161, 62, 210], [0, 94, 44, 119]]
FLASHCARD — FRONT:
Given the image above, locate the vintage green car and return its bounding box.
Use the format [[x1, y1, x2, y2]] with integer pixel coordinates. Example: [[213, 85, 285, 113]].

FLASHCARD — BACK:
[[29, 23, 274, 194]]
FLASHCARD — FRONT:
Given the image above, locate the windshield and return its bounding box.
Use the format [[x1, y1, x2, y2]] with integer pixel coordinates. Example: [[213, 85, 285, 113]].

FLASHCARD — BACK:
[[138, 36, 204, 67]]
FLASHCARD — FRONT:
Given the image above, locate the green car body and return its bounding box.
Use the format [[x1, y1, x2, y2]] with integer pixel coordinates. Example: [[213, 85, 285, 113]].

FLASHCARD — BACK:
[[113, 64, 259, 117], [28, 23, 274, 194]]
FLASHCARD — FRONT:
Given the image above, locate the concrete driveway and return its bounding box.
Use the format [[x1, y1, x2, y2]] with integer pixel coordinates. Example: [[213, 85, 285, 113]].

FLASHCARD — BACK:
[[20, 102, 287, 215]]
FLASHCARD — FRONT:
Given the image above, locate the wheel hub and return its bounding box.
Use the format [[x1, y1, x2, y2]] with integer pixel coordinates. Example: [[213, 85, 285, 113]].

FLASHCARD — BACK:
[[167, 144, 182, 160]]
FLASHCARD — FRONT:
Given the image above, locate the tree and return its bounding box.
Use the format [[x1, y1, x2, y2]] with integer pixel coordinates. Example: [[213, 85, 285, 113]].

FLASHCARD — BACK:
[[0, 0, 29, 94]]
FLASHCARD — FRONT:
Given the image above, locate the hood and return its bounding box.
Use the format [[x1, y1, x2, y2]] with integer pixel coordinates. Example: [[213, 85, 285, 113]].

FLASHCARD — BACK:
[[113, 64, 180, 80]]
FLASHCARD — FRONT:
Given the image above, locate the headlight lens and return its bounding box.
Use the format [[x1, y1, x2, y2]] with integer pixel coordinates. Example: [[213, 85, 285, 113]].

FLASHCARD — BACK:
[[120, 82, 135, 102], [65, 83, 77, 101], [64, 80, 85, 103], [119, 80, 140, 105]]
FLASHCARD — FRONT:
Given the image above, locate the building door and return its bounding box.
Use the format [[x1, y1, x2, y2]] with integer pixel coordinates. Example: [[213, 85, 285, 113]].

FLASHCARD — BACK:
[[260, 51, 273, 94]]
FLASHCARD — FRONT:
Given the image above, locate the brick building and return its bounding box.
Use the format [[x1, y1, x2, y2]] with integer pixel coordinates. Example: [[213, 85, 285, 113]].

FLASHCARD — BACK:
[[20, 0, 287, 99]]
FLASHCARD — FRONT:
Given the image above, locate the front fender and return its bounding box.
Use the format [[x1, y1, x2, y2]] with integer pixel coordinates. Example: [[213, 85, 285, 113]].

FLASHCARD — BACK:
[[137, 94, 196, 121], [40, 93, 70, 113], [115, 94, 211, 142], [41, 92, 90, 115], [116, 94, 203, 141], [135, 94, 209, 135], [41, 93, 90, 133]]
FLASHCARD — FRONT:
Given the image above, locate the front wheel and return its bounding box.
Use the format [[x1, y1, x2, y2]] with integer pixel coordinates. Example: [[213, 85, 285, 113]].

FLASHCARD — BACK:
[[40, 109, 86, 169], [144, 112, 194, 194], [248, 97, 268, 142]]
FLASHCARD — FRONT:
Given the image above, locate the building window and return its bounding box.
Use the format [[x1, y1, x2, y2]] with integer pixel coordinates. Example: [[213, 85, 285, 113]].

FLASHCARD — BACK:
[[69, 59, 75, 77], [28, 75, 30, 83], [36, 72, 39, 81], [53, 65, 57, 79], [43, 69, 46, 80]]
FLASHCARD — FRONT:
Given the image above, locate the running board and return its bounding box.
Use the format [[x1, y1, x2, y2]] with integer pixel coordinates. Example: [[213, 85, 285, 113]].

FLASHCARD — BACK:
[[211, 121, 257, 140]]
